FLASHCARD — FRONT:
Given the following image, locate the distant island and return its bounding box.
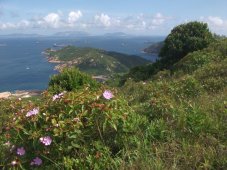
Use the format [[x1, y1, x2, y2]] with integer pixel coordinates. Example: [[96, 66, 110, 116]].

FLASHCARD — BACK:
[[44, 46, 150, 75]]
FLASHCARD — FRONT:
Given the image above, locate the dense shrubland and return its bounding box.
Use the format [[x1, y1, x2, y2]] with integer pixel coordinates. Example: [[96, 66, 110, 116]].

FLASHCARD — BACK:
[[0, 22, 226, 169]]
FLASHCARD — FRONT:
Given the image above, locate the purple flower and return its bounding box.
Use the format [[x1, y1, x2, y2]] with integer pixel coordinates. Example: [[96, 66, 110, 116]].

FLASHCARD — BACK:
[[26, 108, 39, 117], [17, 147, 25, 156], [39, 136, 52, 146], [30, 157, 42, 166], [52, 92, 64, 101], [103, 90, 114, 100]]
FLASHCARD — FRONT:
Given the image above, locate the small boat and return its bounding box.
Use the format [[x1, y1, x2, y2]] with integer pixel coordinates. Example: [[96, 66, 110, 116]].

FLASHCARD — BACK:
[[0, 44, 6, 47], [53, 43, 67, 47]]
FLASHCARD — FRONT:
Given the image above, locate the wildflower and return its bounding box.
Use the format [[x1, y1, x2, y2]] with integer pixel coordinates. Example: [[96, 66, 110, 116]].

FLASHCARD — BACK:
[[39, 136, 52, 146], [11, 160, 17, 166], [30, 157, 42, 166], [103, 90, 114, 100], [52, 92, 64, 101], [73, 117, 80, 122], [17, 147, 25, 156], [4, 141, 11, 147], [26, 108, 39, 117], [10, 145, 15, 152]]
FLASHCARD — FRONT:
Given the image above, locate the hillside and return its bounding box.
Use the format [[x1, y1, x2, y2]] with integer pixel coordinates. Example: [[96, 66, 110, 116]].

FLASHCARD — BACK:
[[1, 38, 226, 169], [0, 21, 226, 169], [45, 46, 150, 75], [143, 41, 164, 54]]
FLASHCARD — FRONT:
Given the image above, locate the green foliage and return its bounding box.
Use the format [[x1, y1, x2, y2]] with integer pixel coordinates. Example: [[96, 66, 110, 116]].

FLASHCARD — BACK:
[[122, 22, 214, 83], [0, 88, 143, 169], [46, 46, 150, 75], [159, 21, 214, 65], [48, 67, 100, 93]]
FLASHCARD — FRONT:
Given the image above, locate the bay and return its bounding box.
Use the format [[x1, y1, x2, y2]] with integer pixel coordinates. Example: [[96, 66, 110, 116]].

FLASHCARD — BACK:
[[0, 36, 163, 92]]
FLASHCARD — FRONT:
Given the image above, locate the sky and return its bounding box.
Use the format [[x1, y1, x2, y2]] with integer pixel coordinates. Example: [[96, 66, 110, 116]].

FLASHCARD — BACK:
[[0, 0, 227, 36]]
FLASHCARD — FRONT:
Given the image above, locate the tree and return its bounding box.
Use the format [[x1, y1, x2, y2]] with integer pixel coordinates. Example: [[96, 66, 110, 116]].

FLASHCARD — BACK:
[[159, 21, 214, 65]]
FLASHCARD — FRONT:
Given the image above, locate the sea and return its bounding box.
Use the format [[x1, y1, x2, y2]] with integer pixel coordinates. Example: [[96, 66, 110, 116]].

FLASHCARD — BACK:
[[0, 36, 164, 92]]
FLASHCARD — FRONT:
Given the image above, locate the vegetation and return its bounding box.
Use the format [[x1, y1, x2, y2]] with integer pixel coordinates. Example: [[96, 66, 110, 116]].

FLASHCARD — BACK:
[[159, 21, 214, 65], [121, 21, 215, 83], [0, 22, 226, 169], [46, 46, 150, 75], [48, 67, 99, 94]]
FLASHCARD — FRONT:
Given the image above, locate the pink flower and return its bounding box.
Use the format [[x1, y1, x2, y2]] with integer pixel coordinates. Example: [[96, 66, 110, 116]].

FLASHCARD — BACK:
[[26, 108, 39, 117], [52, 92, 64, 101], [39, 136, 52, 146], [17, 147, 25, 156], [103, 90, 114, 100], [30, 157, 42, 166]]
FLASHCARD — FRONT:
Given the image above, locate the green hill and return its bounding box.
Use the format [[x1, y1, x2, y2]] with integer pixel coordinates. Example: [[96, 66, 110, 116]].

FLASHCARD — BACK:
[[46, 46, 150, 75]]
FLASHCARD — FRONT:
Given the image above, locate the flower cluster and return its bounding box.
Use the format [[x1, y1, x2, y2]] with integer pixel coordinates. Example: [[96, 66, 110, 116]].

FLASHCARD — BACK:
[[52, 92, 64, 101], [26, 108, 39, 117], [39, 136, 52, 146], [30, 157, 42, 166], [17, 147, 25, 156], [103, 90, 114, 100]]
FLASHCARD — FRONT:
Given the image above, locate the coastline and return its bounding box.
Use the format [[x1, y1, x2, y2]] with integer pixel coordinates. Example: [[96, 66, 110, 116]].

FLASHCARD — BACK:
[[0, 90, 43, 99], [44, 50, 80, 72]]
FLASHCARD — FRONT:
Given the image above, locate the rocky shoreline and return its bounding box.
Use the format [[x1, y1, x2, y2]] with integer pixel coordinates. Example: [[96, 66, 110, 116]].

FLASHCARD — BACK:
[[0, 90, 43, 99], [44, 49, 81, 72]]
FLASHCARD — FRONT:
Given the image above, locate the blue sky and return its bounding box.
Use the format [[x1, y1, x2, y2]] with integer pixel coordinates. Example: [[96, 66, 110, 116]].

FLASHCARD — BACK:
[[0, 0, 227, 35]]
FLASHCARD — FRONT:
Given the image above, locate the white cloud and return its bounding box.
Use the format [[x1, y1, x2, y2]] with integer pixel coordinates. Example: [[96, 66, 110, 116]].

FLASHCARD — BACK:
[[43, 13, 60, 28], [151, 13, 167, 26], [207, 16, 224, 26], [17, 20, 30, 28], [0, 22, 15, 29], [68, 10, 82, 24], [95, 13, 111, 27], [200, 16, 227, 34], [0, 10, 174, 34]]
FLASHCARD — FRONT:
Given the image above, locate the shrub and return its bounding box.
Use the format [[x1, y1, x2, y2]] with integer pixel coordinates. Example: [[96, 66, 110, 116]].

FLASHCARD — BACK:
[[48, 67, 100, 93], [159, 21, 214, 66]]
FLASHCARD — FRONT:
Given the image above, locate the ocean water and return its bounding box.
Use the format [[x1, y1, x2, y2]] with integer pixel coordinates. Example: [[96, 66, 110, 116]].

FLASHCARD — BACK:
[[0, 36, 163, 92]]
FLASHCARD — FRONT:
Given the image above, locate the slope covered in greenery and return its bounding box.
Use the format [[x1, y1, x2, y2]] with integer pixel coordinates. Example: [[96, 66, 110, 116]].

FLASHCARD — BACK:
[[46, 46, 150, 75], [0, 22, 226, 169]]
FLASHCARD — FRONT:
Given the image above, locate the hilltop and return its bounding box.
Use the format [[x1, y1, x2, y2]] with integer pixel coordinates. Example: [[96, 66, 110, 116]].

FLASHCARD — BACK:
[[45, 46, 150, 75]]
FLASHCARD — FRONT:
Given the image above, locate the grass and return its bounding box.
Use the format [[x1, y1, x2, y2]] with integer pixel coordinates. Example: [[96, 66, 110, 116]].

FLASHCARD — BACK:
[[0, 38, 226, 169]]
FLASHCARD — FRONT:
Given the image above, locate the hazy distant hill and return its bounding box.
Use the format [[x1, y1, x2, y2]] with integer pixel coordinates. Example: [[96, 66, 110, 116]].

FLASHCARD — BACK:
[[46, 46, 150, 75], [53, 31, 90, 37], [143, 41, 164, 54], [103, 32, 131, 37], [0, 33, 44, 38]]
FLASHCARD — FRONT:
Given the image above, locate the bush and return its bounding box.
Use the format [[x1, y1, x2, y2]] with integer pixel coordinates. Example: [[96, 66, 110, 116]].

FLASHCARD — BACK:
[[159, 21, 214, 66], [48, 67, 100, 93]]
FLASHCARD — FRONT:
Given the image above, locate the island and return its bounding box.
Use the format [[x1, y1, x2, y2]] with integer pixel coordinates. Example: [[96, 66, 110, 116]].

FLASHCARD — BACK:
[[44, 46, 150, 76]]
